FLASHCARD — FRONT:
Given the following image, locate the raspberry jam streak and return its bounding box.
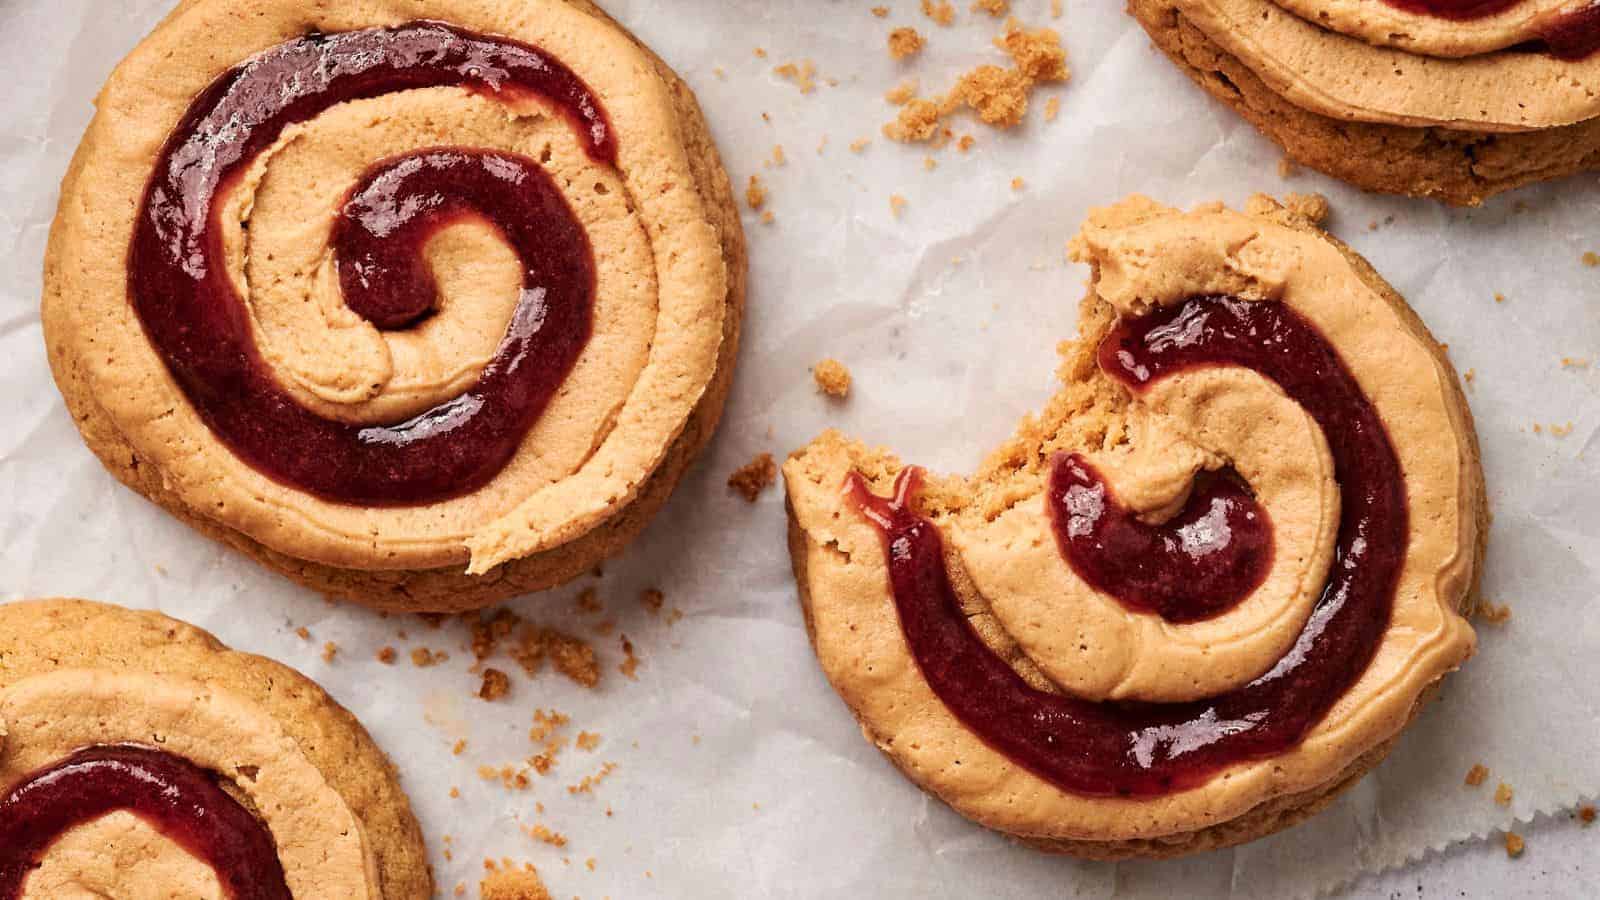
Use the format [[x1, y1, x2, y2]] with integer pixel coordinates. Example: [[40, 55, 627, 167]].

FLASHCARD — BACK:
[[847, 295, 1405, 796], [128, 23, 613, 505]]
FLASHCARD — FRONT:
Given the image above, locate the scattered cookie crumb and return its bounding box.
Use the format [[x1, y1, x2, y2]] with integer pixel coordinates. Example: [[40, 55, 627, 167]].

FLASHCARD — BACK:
[[1477, 601, 1512, 625], [872, 5, 889, 16], [1284, 192, 1331, 224], [754, 47, 767, 58], [1561, 356, 1591, 369], [411, 647, 439, 667], [377, 646, 397, 665], [812, 359, 852, 398], [1044, 96, 1060, 121], [1010, 176, 1025, 191], [1494, 293, 1506, 303], [1579, 805, 1596, 825], [568, 761, 619, 795], [1051, 0, 1064, 14], [526, 824, 568, 849], [958, 134, 976, 151], [761, 211, 775, 226], [745, 175, 766, 210], [884, 20, 1068, 140], [1495, 782, 1514, 806], [1465, 764, 1489, 786], [890, 194, 908, 217], [480, 861, 551, 900], [972, 0, 1009, 15], [1583, 251, 1599, 267], [885, 79, 919, 105], [546, 630, 600, 688], [888, 27, 925, 60], [479, 668, 511, 701], [641, 588, 665, 614], [770, 144, 786, 167], [1550, 422, 1574, 437], [849, 137, 871, 153], [321, 642, 338, 663], [1278, 157, 1298, 178], [453, 739, 468, 756], [295, 626, 311, 641], [619, 636, 641, 680], [773, 59, 818, 94], [923, 156, 938, 170], [922, 0, 956, 25], [1504, 831, 1525, 858], [728, 453, 777, 502], [575, 588, 602, 615], [1463, 368, 1476, 389], [576, 731, 602, 752]]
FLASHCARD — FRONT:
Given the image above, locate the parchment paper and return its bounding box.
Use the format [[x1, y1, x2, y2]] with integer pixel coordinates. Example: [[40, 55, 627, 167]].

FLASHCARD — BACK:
[[1, 1, 1597, 897]]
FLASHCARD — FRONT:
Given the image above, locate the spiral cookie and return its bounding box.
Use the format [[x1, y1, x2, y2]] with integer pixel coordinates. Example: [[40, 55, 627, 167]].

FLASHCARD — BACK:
[[783, 195, 1485, 857], [43, 0, 745, 612], [0, 598, 429, 897], [1129, 0, 1600, 203]]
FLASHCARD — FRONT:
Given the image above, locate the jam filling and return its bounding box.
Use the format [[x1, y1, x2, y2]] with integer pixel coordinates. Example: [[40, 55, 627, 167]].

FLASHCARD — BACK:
[[847, 295, 1406, 796], [0, 746, 289, 899], [1048, 455, 1272, 623], [1378, 0, 1600, 59], [128, 22, 614, 506]]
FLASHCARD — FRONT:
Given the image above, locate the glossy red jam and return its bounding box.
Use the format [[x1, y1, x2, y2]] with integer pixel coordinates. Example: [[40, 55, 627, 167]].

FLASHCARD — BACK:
[[0, 746, 289, 899], [128, 22, 613, 506], [848, 295, 1405, 797], [1049, 454, 1271, 623], [1535, 2, 1600, 59], [1379, 0, 1600, 59]]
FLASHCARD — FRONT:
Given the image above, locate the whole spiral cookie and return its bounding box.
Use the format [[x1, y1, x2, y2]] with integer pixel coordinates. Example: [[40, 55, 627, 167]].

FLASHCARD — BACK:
[[0, 599, 430, 897], [783, 195, 1485, 857], [43, 0, 745, 612]]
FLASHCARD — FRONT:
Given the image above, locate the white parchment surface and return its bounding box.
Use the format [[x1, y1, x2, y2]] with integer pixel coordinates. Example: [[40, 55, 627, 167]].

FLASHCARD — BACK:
[[1, 1, 1597, 897]]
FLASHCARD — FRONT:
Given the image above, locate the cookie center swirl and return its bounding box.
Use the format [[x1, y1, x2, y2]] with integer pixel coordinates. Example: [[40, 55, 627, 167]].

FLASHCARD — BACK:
[[0, 745, 289, 899], [1048, 456, 1272, 623], [128, 22, 613, 506], [848, 295, 1406, 797]]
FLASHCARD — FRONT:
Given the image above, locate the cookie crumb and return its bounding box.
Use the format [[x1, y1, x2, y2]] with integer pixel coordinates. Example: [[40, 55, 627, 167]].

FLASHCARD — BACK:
[[1583, 251, 1599, 267], [576, 731, 602, 752], [770, 144, 786, 167], [1477, 601, 1512, 625], [321, 642, 339, 663], [849, 137, 871, 153], [453, 739, 468, 756], [568, 761, 619, 795], [921, 0, 956, 25], [1495, 782, 1514, 806], [1278, 157, 1298, 178], [761, 211, 775, 226], [890, 194, 908, 217], [1579, 804, 1596, 825], [547, 630, 600, 688], [813, 359, 853, 398], [1011, 176, 1026, 191], [1284, 192, 1330, 224], [1044, 96, 1060, 121], [885, 79, 919, 105], [745, 175, 766, 210], [773, 59, 818, 94], [972, 0, 1009, 15], [1504, 831, 1525, 858], [872, 5, 889, 16], [377, 646, 397, 665], [888, 27, 925, 60], [619, 636, 641, 680], [1465, 764, 1489, 786], [526, 824, 568, 849], [295, 626, 311, 641], [728, 453, 777, 502], [479, 668, 511, 701], [575, 588, 602, 614], [641, 588, 665, 614], [480, 861, 551, 900], [411, 647, 439, 667]]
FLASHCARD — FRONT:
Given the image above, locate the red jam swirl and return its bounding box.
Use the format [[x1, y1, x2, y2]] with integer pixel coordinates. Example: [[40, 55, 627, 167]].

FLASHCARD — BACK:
[[1378, 0, 1600, 59], [1048, 456, 1272, 623], [128, 22, 614, 506], [847, 295, 1406, 796], [0, 745, 289, 899]]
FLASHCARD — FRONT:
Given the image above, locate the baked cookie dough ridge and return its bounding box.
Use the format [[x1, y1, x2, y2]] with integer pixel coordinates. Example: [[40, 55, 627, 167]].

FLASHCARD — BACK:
[[42, 0, 742, 600], [0, 598, 430, 897], [1178, 0, 1600, 131], [782, 196, 1484, 851]]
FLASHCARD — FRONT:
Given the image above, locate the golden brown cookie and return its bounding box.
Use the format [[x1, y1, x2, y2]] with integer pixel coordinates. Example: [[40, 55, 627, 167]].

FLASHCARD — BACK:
[[1128, 0, 1600, 204], [0, 598, 430, 896], [783, 195, 1486, 858], [43, 0, 745, 612]]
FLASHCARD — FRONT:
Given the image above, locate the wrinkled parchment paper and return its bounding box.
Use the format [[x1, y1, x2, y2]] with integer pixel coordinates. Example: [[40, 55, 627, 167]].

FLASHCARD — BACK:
[[2, 1, 1597, 897]]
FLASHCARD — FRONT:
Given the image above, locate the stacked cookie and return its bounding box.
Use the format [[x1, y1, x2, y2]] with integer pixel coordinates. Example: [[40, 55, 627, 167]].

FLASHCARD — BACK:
[[1130, 0, 1600, 203]]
